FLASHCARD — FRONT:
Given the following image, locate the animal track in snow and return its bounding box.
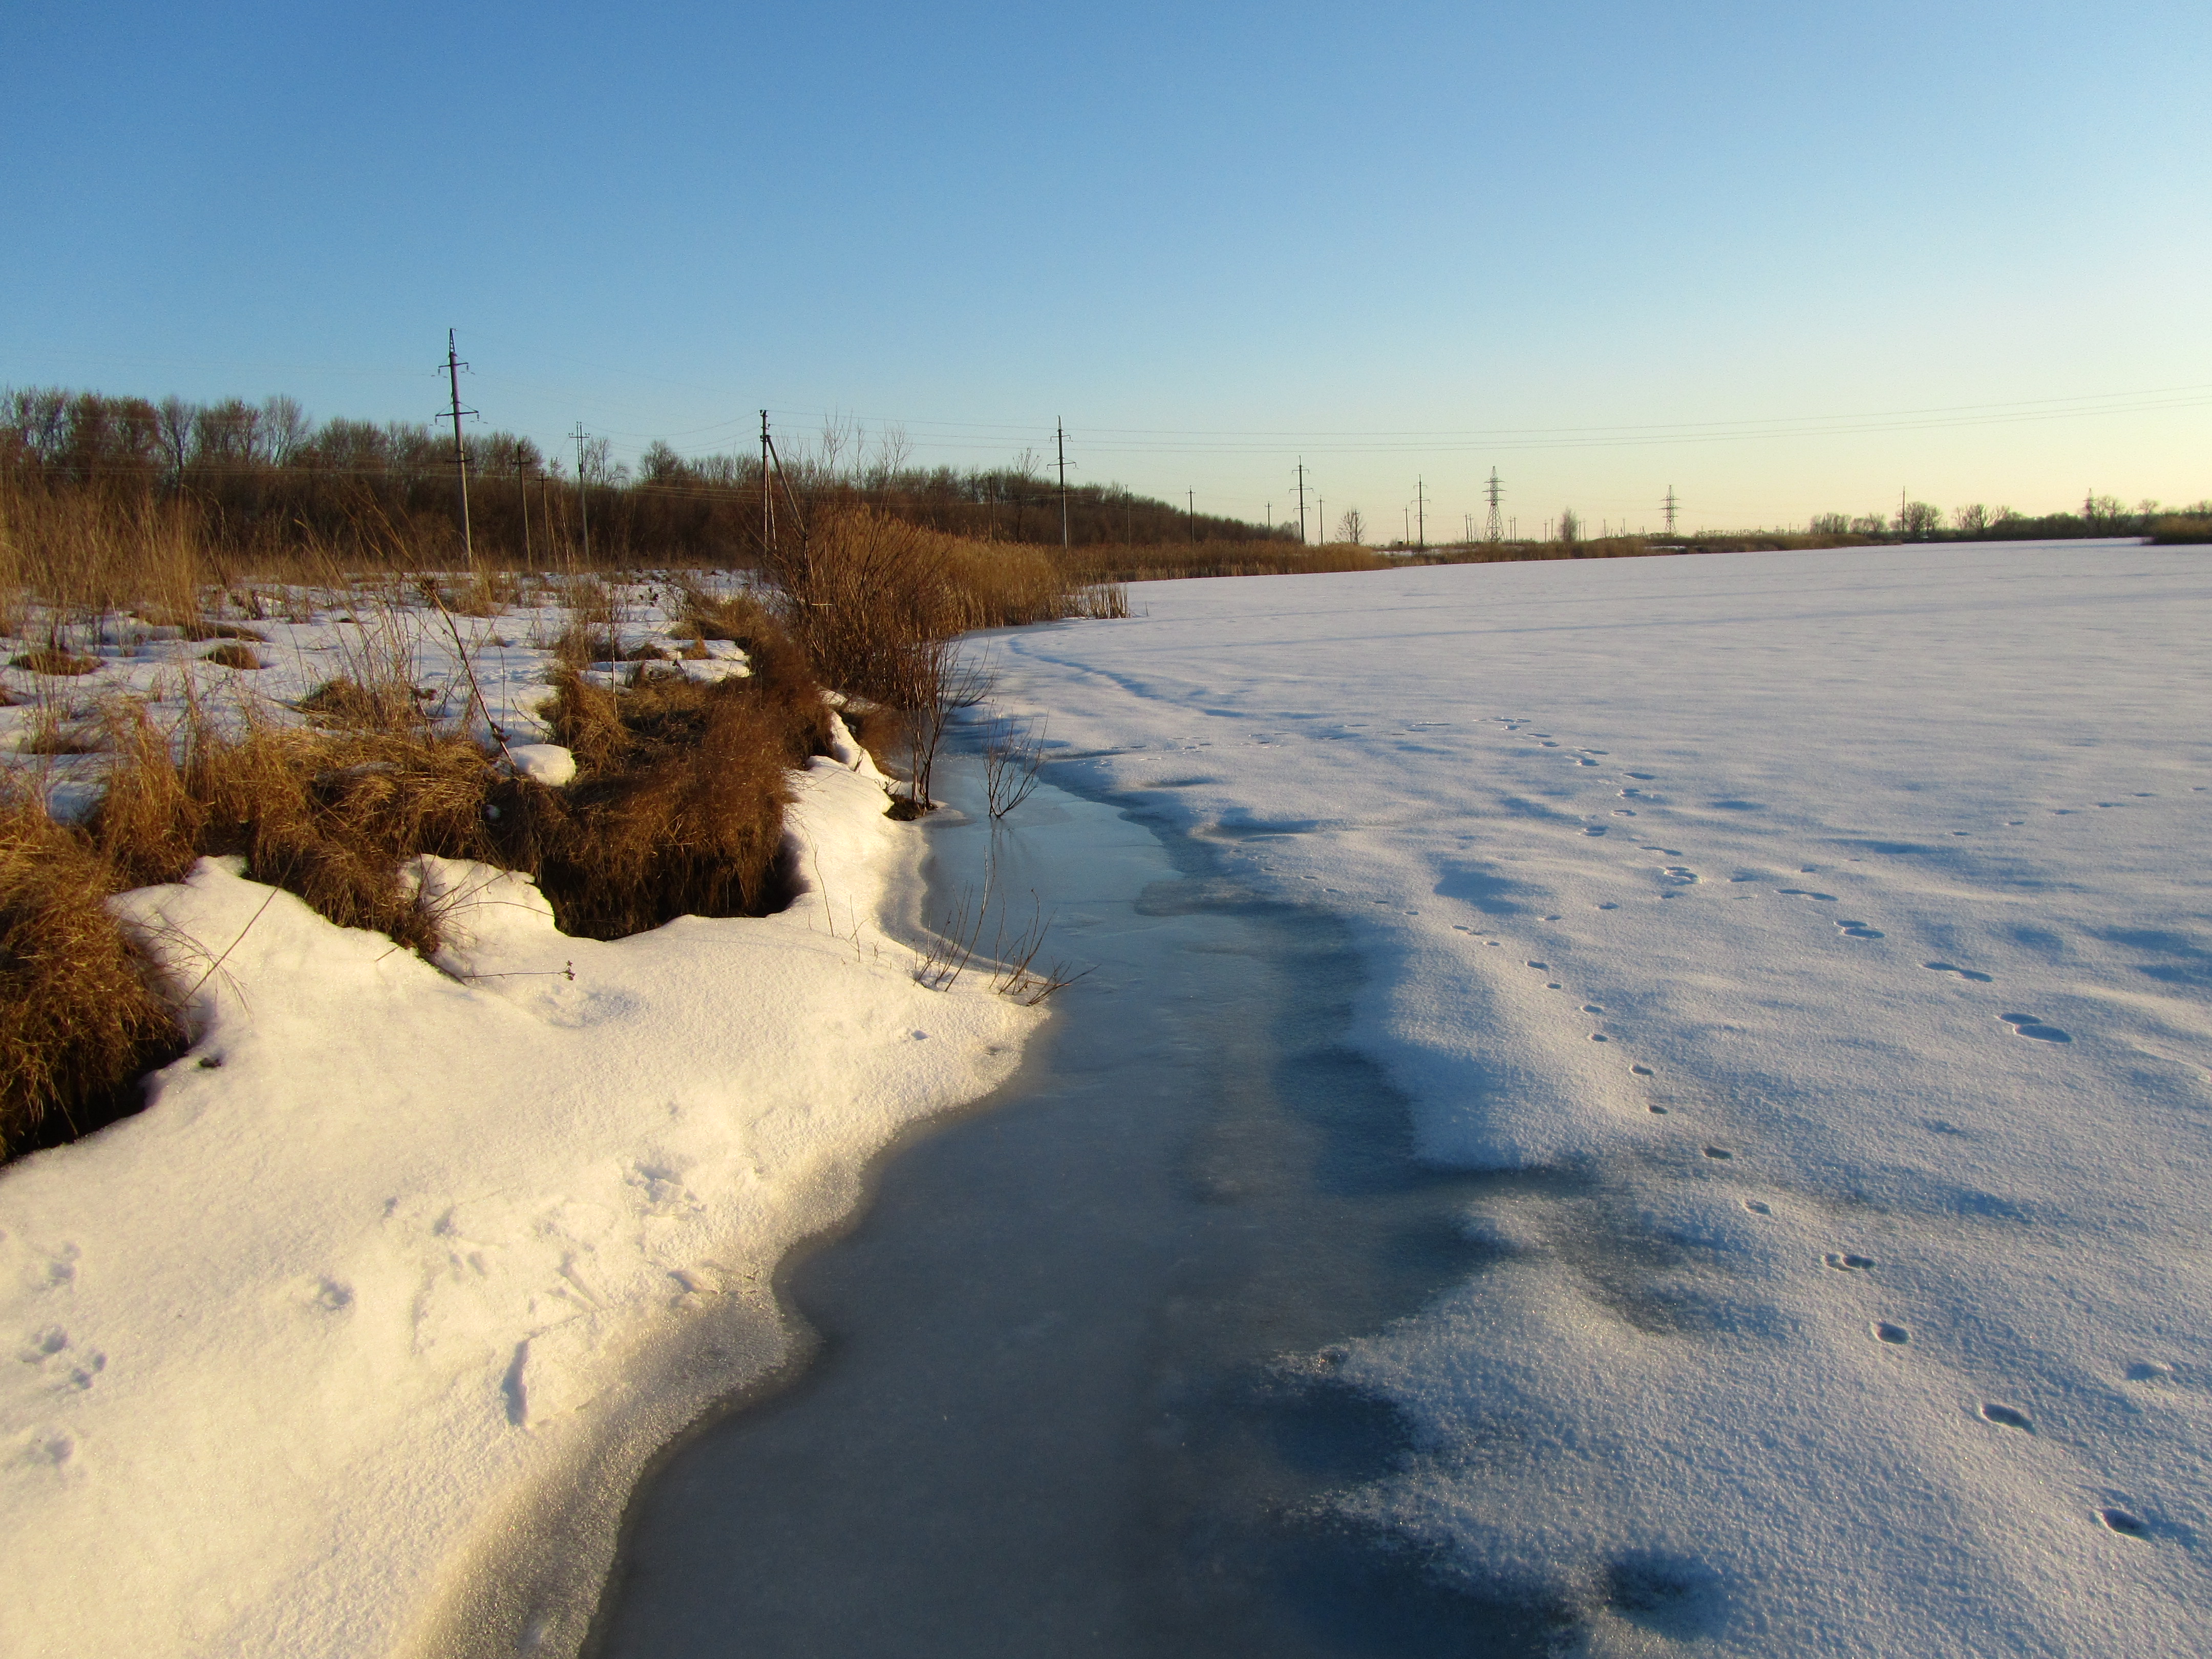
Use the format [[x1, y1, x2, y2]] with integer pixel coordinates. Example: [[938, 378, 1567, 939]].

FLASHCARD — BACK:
[[1631, 1064, 1653, 1075], [1582, 1004, 1603, 1012], [1998, 1012, 2073, 1044], [1527, 961, 1549, 970], [1924, 962, 1994, 983], [1584, 826, 1609, 836], [1836, 919, 1885, 939], [1874, 1323, 1910, 1345], [1661, 867, 1698, 885], [2099, 1508, 2150, 1538], [1743, 1200, 1772, 1215], [1980, 1403, 2033, 1431], [1703, 1146, 1733, 1160], [1824, 1253, 1876, 1271], [1778, 889, 1838, 902], [1589, 1033, 1610, 1042]]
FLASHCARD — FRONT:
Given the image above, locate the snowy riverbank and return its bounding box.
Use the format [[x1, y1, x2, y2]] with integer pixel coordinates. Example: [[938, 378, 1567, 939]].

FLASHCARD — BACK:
[[0, 742, 1037, 1657], [987, 541, 2212, 1653]]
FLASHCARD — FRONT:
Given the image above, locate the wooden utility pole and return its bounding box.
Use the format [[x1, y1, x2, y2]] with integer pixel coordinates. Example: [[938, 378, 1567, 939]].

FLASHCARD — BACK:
[[517, 441, 533, 568], [572, 423, 592, 564], [1187, 490, 1195, 542], [1295, 458, 1308, 544], [759, 411, 775, 558], [443, 330, 477, 572], [1056, 418, 1070, 548], [1415, 476, 1428, 549]]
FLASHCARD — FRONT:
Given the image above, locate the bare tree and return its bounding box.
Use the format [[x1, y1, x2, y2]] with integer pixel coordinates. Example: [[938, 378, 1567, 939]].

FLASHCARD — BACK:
[[1558, 507, 1580, 544], [1898, 501, 1943, 538], [261, 395, 310, 467], [1952, 503, 1990, 536], [155, 395, 195, 480], [1335, 506, 1365, 545]]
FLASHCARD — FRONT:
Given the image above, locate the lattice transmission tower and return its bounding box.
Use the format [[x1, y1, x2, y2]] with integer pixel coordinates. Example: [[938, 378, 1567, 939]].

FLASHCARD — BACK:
[[1663, 485, 1678, 536], [1483, 467, 1504, 541]]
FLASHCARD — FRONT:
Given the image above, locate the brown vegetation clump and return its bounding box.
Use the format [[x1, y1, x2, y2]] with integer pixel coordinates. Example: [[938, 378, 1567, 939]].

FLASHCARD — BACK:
[[297, 676, 424, 733], [520, 622, 833, 937], [2149, 515, 2212, 545], [200, 643, 266, 670], [1062, 539, 1391, 584], [9, 647, 100, 676], [0, 780, 182, 1158], [93, 707, 504, 954], [769, 507, 1068, 706]]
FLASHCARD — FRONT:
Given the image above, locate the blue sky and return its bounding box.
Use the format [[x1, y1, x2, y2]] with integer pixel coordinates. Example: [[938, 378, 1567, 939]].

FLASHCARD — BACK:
[[6, 1, 2207, 535]]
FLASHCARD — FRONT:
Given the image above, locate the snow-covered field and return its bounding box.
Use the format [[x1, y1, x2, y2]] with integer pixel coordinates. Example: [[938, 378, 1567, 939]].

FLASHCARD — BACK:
[[988, 542, 2212, 1653], [0, 583, 1039, 1657]]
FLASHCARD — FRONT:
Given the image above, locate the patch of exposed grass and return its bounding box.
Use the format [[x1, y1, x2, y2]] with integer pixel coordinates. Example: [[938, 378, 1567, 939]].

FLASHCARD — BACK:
[[10, 647, 100, 676], [0, 779, 183, 1159], [200, 643, 267, 670]]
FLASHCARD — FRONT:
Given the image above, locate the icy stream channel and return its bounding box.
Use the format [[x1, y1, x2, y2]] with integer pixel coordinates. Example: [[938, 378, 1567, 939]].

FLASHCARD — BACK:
[[586, 759, 1557, 1655]]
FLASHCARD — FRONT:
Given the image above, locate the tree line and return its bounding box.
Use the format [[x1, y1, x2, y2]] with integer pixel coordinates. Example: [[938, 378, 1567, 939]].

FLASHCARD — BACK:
[[0, 387, 1288, 565]]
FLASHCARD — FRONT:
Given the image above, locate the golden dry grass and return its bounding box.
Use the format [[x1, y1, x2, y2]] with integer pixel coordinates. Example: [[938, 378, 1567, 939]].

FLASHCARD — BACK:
[[0, 777, 183, 1157]]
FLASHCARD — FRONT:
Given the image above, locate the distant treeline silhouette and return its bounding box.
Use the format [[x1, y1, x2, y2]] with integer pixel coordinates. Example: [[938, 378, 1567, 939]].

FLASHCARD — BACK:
[[0, 387, 1289, 566]]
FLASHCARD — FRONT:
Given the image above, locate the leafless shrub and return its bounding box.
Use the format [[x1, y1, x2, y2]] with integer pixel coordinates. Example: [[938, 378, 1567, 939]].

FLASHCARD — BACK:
[[981, 711, 1047, 819]]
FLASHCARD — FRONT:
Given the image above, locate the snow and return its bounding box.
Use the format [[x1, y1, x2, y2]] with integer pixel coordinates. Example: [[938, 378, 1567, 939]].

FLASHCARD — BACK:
[[0, 581, 1039, 1656], [986, 542, 2212, 1653]]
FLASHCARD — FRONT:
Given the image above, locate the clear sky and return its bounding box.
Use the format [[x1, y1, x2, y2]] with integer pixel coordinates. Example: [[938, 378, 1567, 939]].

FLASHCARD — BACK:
[[6, 1, 2207, 536]]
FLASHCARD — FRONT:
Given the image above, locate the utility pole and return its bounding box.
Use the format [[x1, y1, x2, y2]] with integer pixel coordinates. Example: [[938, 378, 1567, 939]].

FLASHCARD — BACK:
[[517, 441, 531, 568], [1403, 505, 1411, 545], [442, 330, 477, 573], [759, 411, 775, 559], [1464, 512, 1474, 542], [1317, 496, 1325, 543], [573, 423, 592, 564], [1484, 467, 1504, 542], [1056, 418, 1070, 547], [1663, 485, 1678, 537], [1187, 490, 1196, 543], [1295, 458, 1310, 544], [1415, 475, 1428, 549]]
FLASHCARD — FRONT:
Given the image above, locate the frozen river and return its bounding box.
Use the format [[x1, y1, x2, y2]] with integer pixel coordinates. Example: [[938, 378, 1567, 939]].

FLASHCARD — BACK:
[[590, 760, 1557, 1653]]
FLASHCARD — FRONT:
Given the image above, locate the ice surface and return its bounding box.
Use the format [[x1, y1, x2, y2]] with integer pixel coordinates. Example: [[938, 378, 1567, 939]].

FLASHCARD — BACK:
[[0, 672, 1038, 1656], [984, 543, 2212, 1653]]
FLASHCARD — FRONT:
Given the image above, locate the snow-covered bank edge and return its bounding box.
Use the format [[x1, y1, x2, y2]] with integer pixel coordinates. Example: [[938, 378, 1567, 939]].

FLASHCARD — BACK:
[[0, 746, 1043, 1659]]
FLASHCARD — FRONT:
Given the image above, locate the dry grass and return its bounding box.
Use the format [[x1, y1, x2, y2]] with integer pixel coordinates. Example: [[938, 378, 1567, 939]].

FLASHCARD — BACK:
[[2149, 515, 2212, 545], [0, 778, 183, 1158], [1063, 539, 1391, 583], [93, 706, 503, 954], [520, 611, 833, 935], [200, 643, 266, 670], [9, 647, 100, 676]]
